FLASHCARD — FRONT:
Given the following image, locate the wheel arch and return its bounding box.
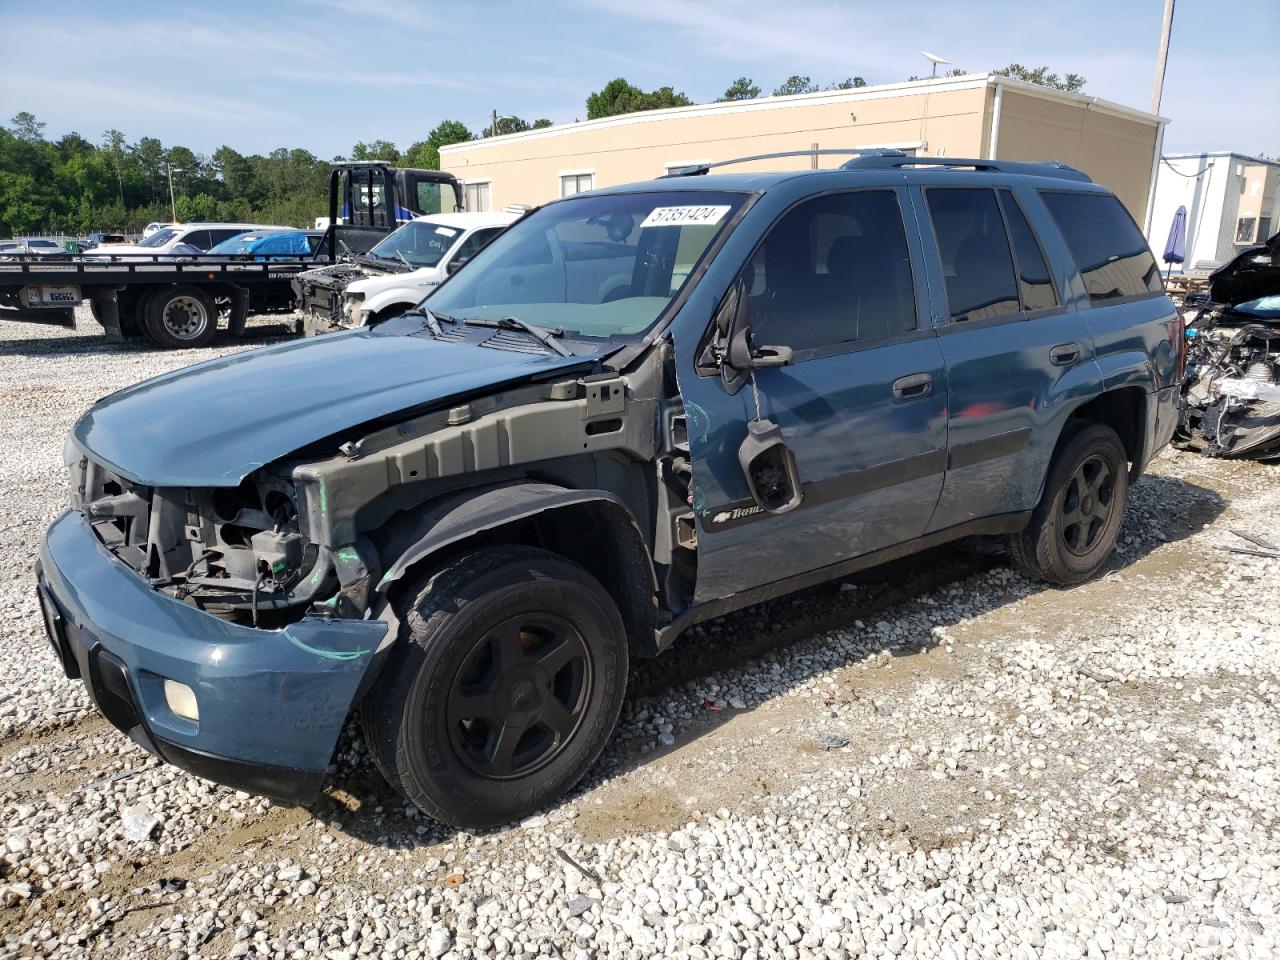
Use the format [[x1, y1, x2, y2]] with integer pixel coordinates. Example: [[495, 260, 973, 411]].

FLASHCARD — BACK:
[[1066, 386, 1147, 482], [372, 481, 660, 657]]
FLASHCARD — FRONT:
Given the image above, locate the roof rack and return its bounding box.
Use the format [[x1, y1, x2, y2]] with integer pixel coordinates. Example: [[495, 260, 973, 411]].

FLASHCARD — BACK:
[[661, 148, 909, 177], [840, 155, 1091, 182], [660, 149, 1091, 184]]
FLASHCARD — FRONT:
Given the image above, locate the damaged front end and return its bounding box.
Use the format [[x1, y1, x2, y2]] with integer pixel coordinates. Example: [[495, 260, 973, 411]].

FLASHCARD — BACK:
[[293, 261, 398, 337], [1176, 297, 1280, 459], [68, 443, 372, 626]]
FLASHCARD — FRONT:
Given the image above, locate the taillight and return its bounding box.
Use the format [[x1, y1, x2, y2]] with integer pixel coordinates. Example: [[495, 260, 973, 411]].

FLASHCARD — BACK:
[[1168, 315, 1187, 381]]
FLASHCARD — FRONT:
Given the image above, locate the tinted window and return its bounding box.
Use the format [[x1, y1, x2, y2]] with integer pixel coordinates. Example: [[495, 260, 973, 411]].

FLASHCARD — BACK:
[[926, 188, 1020, 322], [1042, 192, 1162, 302], [999, 191, 1057, 311], [453, 227, 502, 262], [207, 228, 250, 247], [746, 190, 916, 352], [179, 230, 212, 250]]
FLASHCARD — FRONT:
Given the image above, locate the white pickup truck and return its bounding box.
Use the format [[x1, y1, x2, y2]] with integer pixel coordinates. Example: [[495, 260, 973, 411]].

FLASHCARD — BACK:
[[296, 212, 517, 335]]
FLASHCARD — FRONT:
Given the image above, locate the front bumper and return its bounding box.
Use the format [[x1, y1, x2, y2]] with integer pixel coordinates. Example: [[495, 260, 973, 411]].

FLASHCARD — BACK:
[[37, 510, 388, 804]]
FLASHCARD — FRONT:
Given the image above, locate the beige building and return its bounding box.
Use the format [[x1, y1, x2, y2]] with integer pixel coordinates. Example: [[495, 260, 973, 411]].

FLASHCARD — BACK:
[[443, 73, 1167, 222]]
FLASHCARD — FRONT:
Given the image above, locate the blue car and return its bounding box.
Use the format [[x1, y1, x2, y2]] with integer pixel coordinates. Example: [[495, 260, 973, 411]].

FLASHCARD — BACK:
[[207, 230, 324, 259], [37, 149, 1182, 826]]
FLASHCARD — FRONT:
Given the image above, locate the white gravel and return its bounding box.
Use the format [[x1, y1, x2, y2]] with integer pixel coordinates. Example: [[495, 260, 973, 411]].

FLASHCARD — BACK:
[[1, 310, 1278, 959]]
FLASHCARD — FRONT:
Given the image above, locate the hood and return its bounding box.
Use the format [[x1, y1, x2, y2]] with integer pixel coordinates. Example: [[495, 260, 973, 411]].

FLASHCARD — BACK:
[[348, 266, 439, 297], [74, 323, 596, 487]]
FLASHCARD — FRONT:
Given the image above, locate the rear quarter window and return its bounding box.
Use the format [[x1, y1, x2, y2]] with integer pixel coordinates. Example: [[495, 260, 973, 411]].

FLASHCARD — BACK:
[[1042, 192, 1162, 302]]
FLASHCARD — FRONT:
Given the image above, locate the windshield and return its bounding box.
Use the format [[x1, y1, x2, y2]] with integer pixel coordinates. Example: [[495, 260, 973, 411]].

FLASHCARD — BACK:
[[208, 233, 257, 254], [425, 190, 747, 339], [137, 228, 179, 248], [368, 219, 460, 267]]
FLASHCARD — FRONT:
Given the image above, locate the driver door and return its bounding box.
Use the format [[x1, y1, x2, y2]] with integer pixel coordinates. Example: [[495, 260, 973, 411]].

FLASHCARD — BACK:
[[679, 188, 949, 602]]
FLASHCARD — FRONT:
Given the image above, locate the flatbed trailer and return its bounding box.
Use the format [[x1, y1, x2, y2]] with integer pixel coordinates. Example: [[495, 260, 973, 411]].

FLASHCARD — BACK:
[[0, 162, 463, 349], [0, 254, 317, 347]]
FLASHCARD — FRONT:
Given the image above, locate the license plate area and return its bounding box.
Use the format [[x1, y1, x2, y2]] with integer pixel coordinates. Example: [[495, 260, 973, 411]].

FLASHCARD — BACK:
[[20, 285, 82, 308], [37, 582, 80, 680]]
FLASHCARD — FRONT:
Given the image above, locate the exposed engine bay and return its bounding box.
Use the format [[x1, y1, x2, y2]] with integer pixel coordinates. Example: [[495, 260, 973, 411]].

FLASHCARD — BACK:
[[69, 454, 335, 625], [1177, 296, 1280, 460]]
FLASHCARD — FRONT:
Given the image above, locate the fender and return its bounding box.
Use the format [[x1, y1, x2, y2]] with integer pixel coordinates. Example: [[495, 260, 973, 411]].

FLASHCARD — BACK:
[[375, 480, 655, 587], [1093, 349, 1157, 394], [361, 280, 441, 320], [369, 480, 660, 655]]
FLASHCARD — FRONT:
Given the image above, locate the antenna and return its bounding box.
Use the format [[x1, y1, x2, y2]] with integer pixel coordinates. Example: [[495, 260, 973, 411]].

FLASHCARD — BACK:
[[920, 51, 950, 77]]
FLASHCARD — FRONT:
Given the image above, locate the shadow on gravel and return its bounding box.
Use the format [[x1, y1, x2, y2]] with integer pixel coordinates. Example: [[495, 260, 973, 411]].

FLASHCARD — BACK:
[[313, 476, 1225, 850]]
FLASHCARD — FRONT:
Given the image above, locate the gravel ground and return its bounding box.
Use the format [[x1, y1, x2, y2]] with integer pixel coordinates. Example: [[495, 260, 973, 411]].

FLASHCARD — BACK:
[[1, 310, 1278, 960]]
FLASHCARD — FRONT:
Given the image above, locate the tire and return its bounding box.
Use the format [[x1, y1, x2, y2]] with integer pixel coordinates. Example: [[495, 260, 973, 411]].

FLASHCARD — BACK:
[[142, 285, 217, 348], [1007, 422, 1129, 585], [361, 546, 629, 828]]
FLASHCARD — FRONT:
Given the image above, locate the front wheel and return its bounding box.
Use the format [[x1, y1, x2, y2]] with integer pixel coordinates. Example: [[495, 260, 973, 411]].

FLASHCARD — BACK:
[[361, 546, 628, 827], [1007, 422, 1129, 585]]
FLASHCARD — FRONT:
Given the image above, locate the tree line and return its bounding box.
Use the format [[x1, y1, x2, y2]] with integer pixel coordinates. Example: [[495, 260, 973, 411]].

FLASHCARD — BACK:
[[0, 63, 1082, 237]]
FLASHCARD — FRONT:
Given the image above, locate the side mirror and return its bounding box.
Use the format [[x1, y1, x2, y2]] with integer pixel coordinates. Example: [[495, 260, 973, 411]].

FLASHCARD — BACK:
[[446, 257, 468, 275], [716, 279, 792, 393], [738, 418, 803, 514], [727, 327, 793, 369]]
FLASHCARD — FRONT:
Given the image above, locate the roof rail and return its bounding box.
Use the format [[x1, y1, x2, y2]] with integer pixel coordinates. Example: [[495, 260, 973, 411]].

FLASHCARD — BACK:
[[840, 155, 1091, 182], [661, 148, 909, 177]]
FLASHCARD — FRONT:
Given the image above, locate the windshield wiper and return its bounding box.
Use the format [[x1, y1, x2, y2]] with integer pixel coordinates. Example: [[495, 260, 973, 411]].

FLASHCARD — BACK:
[[401, 306, 457, 337], [393, 250, 413, 271], [464, 315, 574, 357]]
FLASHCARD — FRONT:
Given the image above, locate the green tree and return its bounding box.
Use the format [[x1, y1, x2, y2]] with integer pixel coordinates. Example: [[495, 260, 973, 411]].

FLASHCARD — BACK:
[[993, 63, 1085, 93], [829, 77, 867, 90], [585, 78, 692, 119], [350, 139, 401, 163], [772, 75, 818, 97], [403, 120, 474, 170], [531, 118, 553, 129], [10, 112, 45, 142], [719, 77, 761, 101]]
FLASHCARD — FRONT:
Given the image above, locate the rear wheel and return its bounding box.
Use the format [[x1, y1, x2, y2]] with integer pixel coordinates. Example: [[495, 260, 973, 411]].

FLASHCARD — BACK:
[[1008, 422, 1129, 585], [361, 546, 628, 827], [143, 285, 217, 348]]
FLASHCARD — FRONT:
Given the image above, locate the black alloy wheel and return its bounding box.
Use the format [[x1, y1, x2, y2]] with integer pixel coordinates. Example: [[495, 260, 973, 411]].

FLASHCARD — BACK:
[[447, 613, 592, 779]]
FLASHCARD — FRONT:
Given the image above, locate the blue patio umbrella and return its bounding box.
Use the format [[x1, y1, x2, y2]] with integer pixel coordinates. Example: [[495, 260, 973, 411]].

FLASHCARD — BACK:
[[1163, 204, 1187, 279]]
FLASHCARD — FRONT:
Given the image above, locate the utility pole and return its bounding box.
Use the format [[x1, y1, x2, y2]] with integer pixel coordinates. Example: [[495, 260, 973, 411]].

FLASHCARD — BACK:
[[491, 109, 498, 139], [166, 163, 183, 223], [1151, 0, 1175, 114]]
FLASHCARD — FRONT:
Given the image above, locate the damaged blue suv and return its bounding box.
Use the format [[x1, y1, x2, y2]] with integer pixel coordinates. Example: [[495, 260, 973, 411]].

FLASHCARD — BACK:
[[37, 151, 1183, 826]]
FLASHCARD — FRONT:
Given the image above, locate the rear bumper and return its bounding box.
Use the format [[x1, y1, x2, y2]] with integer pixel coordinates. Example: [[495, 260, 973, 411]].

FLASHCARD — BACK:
[[1139, 383, 1182, 476], [37, 510, 388, 804]]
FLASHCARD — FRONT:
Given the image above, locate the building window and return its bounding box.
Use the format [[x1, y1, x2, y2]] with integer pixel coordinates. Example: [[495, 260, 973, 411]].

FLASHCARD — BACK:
[[464, 181, 491, 212], [1259, 217, 1273, 242], [1235, 217, 1258, 244], [560, 173, 594, 197]]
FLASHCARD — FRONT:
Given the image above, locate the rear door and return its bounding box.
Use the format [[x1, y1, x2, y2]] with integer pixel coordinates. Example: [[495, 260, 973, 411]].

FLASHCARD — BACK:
[[919, 184, 1097, 531], [682, 187, 949, 602]]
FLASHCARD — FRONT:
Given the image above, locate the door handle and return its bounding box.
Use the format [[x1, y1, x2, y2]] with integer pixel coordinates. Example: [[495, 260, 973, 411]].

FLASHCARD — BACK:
[[892, 372, 933, 400], [1050, 343, 1081, 366]]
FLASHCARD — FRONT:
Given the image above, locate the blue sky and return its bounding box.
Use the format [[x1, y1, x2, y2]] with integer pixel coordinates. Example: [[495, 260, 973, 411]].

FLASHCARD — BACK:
[[1, 0, 1275, 158]]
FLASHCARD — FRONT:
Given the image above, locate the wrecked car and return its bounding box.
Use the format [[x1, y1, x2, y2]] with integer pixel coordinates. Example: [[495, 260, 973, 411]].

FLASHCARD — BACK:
[[36, 150, 1182, 827], [1209, 229, 1279, 306], [294, 212, 516, 336], [1176, 295, 1280, 459]]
